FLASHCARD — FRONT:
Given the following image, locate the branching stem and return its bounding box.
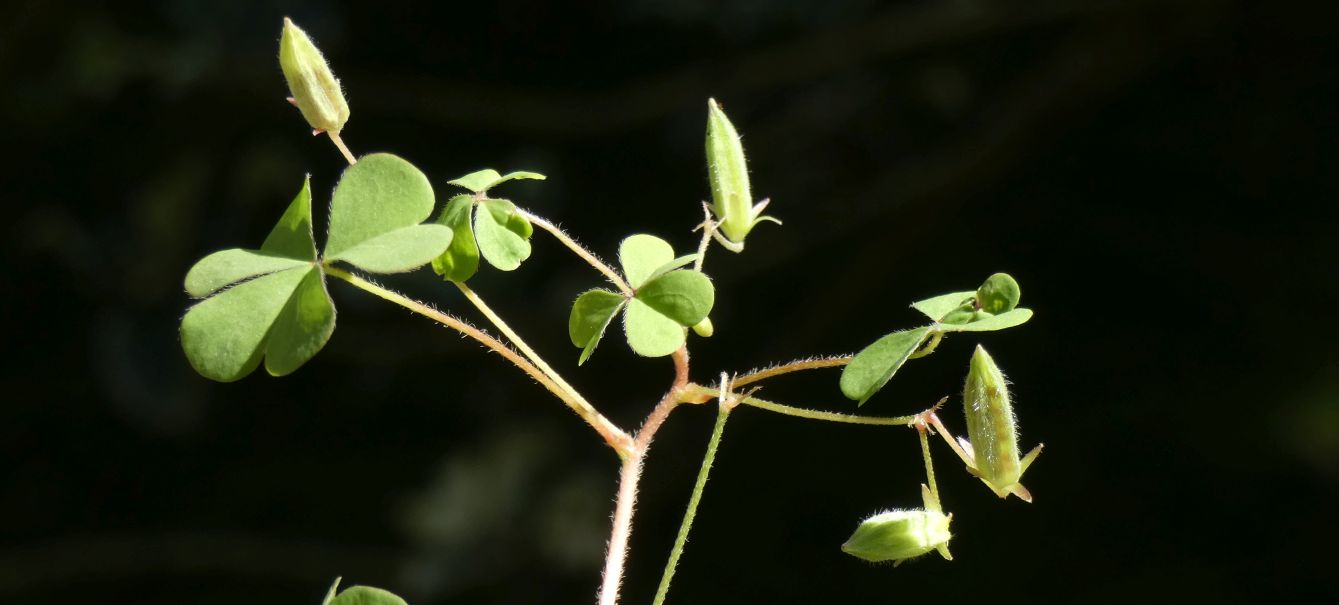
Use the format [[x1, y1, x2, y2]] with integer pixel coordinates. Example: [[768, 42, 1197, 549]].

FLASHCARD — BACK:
[[324, 266, 633, 454], [740, 395, 916, 426], [731, 355, 852, 389]]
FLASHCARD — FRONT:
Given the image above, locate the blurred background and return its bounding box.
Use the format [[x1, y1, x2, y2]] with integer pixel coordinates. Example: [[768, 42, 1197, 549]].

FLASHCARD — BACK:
[[3, 0, 1337, 602]]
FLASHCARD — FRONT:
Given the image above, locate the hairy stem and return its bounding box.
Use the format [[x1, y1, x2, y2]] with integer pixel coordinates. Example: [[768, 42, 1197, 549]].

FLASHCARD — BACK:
[[325, 266, 633, 454], [522, 210, 632, 295], [652, 402, 731, 605], [597, 348, 690, 605], [731, 355, 852, 389], [739, 395, 916, 426], [451, 281, 622, 449]]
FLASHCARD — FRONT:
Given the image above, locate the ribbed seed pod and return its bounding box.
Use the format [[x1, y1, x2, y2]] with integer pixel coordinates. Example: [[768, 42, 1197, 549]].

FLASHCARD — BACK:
[[705, 99, 779, 248], [279, 18, 349, 134], [963, 345, 1040, 501], [841, 508, 952, 565]]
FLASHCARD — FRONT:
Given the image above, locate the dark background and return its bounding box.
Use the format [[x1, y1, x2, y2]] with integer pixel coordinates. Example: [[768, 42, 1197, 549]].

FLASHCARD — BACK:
[[3, 0, 1337, 603]]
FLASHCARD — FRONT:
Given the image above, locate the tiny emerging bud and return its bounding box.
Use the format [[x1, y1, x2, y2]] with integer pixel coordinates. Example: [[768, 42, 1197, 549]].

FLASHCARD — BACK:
[[279, 17, 349, 134], [691, 317, 714, 337], [842, 508, 953, 565], [963, 345, 1041, 501], [705, 99, 779, 249]]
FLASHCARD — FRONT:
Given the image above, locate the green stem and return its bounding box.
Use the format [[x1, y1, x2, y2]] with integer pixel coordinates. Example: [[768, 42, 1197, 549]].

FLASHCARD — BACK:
[[919, 427, 941, 511], [324, 266, 633, 455], [740, 395, 916, 426], [653, 403, 732, 605], [521, 210, 632, 295]]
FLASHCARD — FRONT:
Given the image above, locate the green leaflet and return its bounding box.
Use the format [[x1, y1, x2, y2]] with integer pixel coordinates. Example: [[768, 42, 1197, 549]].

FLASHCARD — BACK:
[[448, 168, 546, 194], [568, 289, 626, 365], [839, 327, 932, 405], [938, 308, 1033, 332], [624, 297, 687, 358], [910, 290, 976, 323], [635, 270, 714, 326], [328, 586, 409, 605], [474, 198, 532, 271], [184, 249, 307, 298], [432, 194, 481, 281], [620, 234, 675, 289], [326, 224, 454, 273], [324, 153, 437, 263]]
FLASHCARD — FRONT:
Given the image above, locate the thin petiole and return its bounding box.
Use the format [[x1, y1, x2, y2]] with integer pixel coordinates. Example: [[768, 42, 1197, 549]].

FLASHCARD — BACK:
[[520, 210, 632, 295], [740, 395, 916, 426], [327, 131, 357, 165], [324, 265, 633, 455], [731, 356, 852, 389]]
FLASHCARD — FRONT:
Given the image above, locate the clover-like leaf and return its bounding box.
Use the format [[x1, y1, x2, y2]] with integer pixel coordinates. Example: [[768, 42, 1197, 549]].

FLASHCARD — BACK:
[[619, 234, 675, 289], [938, 308, 1033, 332], [569, 289, 626, 365], [185, 249, 308, 298], [634, 270, 714, 326], [624, 297, 686, 357], [325, 153, 448, 274], [840, 327, 932, 405], [448, 168, 546, 194], [181, 265, 334, 381], [910, 290, 976, 322], [474, 198, 532, 271], [328, 585, 409, 605], [432, 194, 481, 282]]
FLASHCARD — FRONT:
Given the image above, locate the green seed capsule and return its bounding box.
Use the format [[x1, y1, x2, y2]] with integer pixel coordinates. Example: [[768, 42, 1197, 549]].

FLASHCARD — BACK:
[[841, 508, 952, 565], [705, 99, 780, 248], [962, 345, 1041, 501], [279, 18, 350, 134]]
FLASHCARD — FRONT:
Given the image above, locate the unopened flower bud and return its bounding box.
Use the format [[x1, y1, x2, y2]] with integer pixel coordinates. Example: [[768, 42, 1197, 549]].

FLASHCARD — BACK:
[[842, 508, 952, 565], [279, 17, 349, 134], [963, 345, 1041, 501], [691, 317, 714, 337], [706, 99, 779, 248]]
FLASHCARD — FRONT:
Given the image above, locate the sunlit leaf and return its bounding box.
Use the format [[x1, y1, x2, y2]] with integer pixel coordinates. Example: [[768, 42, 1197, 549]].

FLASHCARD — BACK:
[[623, 297, 685, 357], [432, 194, 481, 282], [184, 249, 307, 298], [840, 327, 932, 405], [260, 176, 318, 261], [569, 289, 626, 365], [325, 153, 435, 261], [447, 168, 502, 193], [619, 234, 675, 289], [328, 585, 409, 605], [474, 198, 532, 271], [326, 224, 454, 273], [181, 266, 312, 382], [634, 270, 714, 326], [264, 265, 335, 376], [976, 272, 1021, 314], [939, 308, 1033, 332], [910, 291, 975, 322]]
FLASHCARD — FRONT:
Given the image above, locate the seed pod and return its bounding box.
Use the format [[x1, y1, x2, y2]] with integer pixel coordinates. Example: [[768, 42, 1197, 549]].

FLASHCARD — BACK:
[[279, 18, 350, 134], [962, 345, 1040, 501], [705, 99, 779, 248], [841, 508, 952, 565]]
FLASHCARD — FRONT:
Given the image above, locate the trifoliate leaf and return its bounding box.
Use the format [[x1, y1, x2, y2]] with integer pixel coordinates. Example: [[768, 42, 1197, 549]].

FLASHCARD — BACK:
[[474, 198, 532, 271], [840, 327, 932, 405], [432, 194, 481, 282], [910, 291, 976, 322], [645, 254, 699, 285], [619, 234, 675, 289], [325, 153, 435, 265], [938, 308, 1033, 332], [634, 270, 714, 326], [569, 289, 626, 365], [326, 224, 454, 273], [624, 297, 686, 357], [328, 585, 409, 605]]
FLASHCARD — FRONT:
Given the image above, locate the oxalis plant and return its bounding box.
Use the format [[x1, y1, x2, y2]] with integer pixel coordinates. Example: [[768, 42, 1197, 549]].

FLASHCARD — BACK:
[[180, 19, 1045, 605]]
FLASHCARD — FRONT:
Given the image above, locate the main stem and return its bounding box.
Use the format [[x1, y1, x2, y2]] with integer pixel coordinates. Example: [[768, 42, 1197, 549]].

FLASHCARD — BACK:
[[597, 347, 690, 605]]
